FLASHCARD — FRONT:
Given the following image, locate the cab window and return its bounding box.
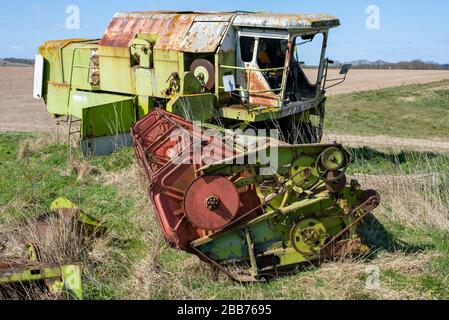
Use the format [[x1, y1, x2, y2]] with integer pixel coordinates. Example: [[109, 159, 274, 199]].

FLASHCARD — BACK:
[[257, 38, 288, 69], [240, 36, 256, 63], [292, 33, 324, 84]]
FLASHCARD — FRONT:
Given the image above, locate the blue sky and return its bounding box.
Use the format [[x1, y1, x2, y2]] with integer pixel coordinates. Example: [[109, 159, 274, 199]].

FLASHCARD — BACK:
[[1, 0, 448, 63]]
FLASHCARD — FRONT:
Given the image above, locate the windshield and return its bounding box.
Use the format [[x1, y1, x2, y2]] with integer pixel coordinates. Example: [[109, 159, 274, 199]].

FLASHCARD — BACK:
[[285, 33, 325, 102], [292, 33, 325, 85]]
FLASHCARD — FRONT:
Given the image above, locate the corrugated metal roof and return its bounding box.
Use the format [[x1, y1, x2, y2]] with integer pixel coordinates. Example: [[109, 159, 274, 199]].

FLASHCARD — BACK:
[[99, 11, 339, 52]]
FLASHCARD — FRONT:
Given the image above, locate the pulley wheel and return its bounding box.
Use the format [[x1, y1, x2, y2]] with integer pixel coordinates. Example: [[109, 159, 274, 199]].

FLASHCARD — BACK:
[[320, 147, 346, 171], [184, 175, 240, 231], [324, 170, 347, 193], [290, 156, 320, 190], [190, 59, 216, 90], [290, 218, 327, 256]]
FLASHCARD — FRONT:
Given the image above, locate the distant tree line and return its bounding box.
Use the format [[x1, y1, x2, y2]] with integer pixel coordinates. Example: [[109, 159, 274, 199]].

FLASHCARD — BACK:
[[332, 59, 449, 70], [1, 58, 35, 66]]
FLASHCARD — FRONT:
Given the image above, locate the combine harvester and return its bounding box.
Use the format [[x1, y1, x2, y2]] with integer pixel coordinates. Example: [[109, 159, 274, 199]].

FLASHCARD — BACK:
[[35, 11, 351, 156], [35, 11, 378, 281]]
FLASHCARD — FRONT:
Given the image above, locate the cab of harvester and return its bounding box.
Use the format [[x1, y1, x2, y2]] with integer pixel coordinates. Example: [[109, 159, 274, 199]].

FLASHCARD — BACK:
[[35, 11, 349, 156]]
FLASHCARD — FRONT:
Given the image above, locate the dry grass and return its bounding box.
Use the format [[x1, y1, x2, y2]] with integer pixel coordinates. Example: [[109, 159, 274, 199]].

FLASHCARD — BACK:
[[355, 173, 449, 231], [16, 131, 66, 160], [0, 282, 57, 300], [285, 252, 439, 300], [0, 209, 108, 300], [116, 238, 439, 300]]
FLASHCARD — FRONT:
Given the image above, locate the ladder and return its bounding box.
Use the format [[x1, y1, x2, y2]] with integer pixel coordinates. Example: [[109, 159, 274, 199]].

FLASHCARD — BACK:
[[66, 115, 81, 152]]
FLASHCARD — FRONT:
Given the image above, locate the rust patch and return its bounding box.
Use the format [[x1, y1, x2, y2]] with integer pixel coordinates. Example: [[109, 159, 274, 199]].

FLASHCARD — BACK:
[[49, 82, 70, 88], [99, 13, 235, 53], [248, 71, 280, 107], [100, 13, 197, 51]]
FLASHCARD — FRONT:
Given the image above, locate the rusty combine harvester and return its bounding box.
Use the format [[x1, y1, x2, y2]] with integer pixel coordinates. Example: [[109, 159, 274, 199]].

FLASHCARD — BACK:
[[34, 10, 379, 281], [35, 11, 352, 156]]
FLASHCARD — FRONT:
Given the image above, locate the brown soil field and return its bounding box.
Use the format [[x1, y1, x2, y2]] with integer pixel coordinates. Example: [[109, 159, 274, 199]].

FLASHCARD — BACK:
[[316, 69, 449, 95], [1, 66, 449, 132], [0, 67, 53, 132]]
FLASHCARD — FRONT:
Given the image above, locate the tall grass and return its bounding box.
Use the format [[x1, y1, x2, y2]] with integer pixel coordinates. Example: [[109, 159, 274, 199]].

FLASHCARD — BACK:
[[0, 212, 105, 300], [349, 148, 449, 232]]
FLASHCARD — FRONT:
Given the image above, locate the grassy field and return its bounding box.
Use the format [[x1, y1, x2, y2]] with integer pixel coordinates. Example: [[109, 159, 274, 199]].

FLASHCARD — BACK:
[[325, 79, 449, 139], [1, 81, 448, 300]]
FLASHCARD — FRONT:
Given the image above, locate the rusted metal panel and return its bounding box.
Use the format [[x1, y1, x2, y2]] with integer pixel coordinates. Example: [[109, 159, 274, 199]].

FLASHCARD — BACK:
[[181, 21, 228, 53], [233, 13, 340, 30], [100, 12, 233, 53], [100, 13, 196, 50], [247, 70, 280, 107]]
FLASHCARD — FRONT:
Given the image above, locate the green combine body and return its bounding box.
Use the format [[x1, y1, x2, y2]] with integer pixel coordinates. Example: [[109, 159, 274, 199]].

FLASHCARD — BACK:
[[35, 11, 346, 156]]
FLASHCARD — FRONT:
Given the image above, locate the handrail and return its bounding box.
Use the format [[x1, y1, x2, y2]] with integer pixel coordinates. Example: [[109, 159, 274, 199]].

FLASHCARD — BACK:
[[220, 65, 286, 73], [58, 39, 99, 83]]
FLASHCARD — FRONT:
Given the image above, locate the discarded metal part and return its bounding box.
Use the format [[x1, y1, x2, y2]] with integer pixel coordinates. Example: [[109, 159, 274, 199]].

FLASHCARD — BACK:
[[0, 199, 106, 300], [132, 109, 381, 281], [0, 261, 83, 300], [48, 197, 106, 236]]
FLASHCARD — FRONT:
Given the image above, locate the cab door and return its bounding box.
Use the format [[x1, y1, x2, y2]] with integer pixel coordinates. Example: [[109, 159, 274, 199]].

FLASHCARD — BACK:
[[236, 30, 290, 108]]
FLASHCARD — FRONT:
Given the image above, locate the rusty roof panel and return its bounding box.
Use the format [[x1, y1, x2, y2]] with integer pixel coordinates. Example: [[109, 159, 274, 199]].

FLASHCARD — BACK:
[[180, 21, 228, 53], [100, 13, 196, 50]]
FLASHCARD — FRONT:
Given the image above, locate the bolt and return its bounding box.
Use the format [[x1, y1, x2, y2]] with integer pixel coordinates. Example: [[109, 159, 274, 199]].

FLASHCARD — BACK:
[[302, 168, 312, 179], [205, 196, 221, 211]]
